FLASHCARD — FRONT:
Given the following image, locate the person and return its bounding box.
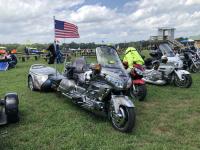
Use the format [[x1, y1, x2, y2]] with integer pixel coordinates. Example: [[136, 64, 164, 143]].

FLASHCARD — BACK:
[[1, 51, 10, 59], [0, 50, 17, 68], [55, 41, 63, 64], [24, 47, 29, 55], [123, 47, 144, 70], [47, 43, 56, 64], [7, 50, 17, 68], [65, 53, 72, 62]]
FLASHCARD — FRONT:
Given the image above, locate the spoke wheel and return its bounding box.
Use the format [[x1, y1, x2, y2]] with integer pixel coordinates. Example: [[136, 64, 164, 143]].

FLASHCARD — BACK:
[[174, 74, 192, 88], [109, 104, 135, 133]]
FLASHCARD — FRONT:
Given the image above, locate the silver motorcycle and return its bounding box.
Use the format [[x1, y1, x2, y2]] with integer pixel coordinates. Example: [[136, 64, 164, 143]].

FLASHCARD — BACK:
[[28, 46, 135, 133], [143, 59, 192, 88], [180, 49, 200, 73]]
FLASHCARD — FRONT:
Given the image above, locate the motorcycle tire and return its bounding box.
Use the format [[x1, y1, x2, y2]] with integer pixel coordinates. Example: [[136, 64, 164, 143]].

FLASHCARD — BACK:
[[28, 76, 36, 91], [110, 105, 135, 133], [129, 84, 147, 101], [174, 74, 192, 88], [190, 64, 200, 73]]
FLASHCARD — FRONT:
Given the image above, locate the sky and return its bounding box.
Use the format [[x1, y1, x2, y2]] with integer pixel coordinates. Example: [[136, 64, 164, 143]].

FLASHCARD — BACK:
[[0, 0, 200, 44]]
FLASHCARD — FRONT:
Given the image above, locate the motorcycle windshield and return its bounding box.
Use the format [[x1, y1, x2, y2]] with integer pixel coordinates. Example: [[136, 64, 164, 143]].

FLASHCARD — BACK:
[[96, 46, 124, 70], [96, 46, 129, 89], [159, 43, 175, 57]]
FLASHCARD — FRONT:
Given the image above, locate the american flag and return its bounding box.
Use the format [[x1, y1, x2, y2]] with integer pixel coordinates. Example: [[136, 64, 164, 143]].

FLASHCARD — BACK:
[[54, 19, 80, 38]]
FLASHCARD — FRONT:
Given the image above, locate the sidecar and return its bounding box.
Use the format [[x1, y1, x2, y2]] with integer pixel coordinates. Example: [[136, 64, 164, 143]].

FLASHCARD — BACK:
[[28, 64, 65, 91], [0, 93, 19, 125]]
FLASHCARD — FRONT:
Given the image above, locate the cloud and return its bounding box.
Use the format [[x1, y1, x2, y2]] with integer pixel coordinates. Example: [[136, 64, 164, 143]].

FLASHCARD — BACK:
[[0, 0, 85, 43], [126, 0, 200, 38], [70, 5, 117, 23], [185, 0, 200, 5], [0, 0, 200, 43]]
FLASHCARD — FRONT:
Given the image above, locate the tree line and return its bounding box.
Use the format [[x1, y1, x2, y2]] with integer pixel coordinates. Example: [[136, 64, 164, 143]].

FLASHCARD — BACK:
[[0, 41, 150, 53]]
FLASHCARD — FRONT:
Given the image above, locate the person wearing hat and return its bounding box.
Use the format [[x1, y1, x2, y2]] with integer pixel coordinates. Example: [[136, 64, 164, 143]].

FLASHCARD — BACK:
[[123, 47, 144, 71]]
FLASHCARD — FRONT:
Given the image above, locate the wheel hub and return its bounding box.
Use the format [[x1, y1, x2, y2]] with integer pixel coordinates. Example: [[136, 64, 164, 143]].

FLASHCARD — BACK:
[[111, 107, 126, 127]]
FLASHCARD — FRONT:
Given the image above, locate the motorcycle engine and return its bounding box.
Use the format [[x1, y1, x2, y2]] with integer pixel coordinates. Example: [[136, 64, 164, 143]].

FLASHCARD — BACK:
[[148, 71, 162, 81]]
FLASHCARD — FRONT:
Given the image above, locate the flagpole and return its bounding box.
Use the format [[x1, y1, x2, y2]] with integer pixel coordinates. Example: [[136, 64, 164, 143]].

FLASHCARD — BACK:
[[53, 16, 57, 76]]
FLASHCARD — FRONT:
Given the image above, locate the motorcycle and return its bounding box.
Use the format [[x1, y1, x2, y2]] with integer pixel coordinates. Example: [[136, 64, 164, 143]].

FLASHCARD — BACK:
[[123, 62, 147, 101], [150, 43, 183, 69], [28, 46, 136, 133], [180, 49, 200, 73], [143, 58, 192, 88]]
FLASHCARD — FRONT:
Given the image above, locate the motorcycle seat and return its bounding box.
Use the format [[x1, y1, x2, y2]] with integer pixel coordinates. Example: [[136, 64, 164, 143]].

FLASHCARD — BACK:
[[73, 73, 85, 84], [73, 70, 93, 84]]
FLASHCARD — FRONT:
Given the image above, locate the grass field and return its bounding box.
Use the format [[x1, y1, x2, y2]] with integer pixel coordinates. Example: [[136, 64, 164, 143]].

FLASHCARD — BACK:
[[0, 57, 200, 150]]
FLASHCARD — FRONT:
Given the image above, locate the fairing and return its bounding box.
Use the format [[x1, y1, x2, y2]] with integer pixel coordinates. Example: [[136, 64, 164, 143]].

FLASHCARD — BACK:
[[96, 46, 131, 89], [29, 64, 61, 90]]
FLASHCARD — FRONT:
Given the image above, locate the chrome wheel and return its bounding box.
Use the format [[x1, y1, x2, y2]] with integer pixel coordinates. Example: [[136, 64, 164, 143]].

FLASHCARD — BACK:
[[111, 107, 126, 128], [109, 103, 135, 132], [174, 74, 192, 88]]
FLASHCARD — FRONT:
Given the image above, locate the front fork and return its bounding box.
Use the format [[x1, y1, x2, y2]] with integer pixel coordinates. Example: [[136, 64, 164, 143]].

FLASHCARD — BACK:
[[132, 84, 136, 92], [191, 58, 199, 69], [173, 69, 190, 81]]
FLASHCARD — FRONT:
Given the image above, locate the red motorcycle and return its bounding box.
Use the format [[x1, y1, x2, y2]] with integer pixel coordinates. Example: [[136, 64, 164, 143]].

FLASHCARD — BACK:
[[123, 62, 147, 101]]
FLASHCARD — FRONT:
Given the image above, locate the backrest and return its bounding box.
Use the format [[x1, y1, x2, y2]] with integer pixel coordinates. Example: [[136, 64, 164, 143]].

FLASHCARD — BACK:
[[72, 57, 87, 73]]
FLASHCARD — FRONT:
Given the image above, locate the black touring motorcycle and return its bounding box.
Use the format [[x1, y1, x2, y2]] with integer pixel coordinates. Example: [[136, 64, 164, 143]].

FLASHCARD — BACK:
[[28, 46, 136, 132]]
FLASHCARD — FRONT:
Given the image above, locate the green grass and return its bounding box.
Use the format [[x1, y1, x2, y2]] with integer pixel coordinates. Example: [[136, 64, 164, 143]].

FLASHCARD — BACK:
[[0, 58, 200, 150]]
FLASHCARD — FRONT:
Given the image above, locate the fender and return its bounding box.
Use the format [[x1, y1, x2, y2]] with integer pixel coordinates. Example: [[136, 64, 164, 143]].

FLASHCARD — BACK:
[[174, 70, 190, 80], [111, 95, 134, 113], [133, 79, 145, 85]]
